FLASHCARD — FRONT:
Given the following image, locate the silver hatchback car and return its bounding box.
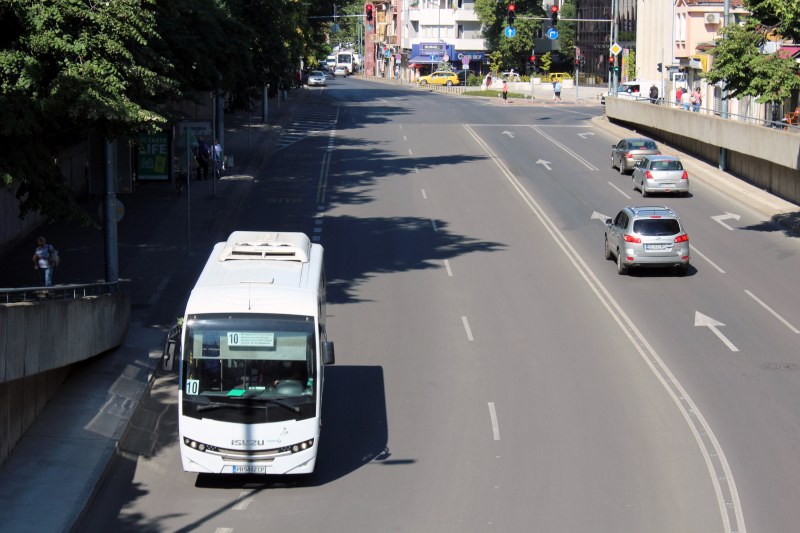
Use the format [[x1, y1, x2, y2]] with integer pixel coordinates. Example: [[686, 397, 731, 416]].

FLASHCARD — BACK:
[[307, 71, 326, 87], [611, 137, 660, 174], [604, 206, 690, 276], [631, 155, 690, 197]]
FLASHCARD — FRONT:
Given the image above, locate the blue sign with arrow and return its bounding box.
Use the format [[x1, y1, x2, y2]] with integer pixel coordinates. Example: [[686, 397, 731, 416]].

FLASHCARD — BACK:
[[504, 27, 517, 38], [547, 28, 559, 40]]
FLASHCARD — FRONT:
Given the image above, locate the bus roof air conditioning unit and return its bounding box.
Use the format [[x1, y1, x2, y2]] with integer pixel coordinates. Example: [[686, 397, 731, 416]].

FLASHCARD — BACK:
[[705, 13, 720, 25]]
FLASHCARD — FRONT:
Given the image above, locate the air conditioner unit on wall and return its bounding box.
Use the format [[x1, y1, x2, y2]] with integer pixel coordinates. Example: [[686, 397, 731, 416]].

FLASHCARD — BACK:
[[705, 13, 721, 25]]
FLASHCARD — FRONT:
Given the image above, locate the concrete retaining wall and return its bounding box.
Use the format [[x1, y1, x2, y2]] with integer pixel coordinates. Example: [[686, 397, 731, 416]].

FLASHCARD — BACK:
[[0, 292, 130, 465], [606, 98, 800, 205]]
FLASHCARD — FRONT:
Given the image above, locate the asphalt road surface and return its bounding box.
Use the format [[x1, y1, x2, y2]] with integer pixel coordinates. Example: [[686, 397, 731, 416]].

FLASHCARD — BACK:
[[79, 77, 800, 533]]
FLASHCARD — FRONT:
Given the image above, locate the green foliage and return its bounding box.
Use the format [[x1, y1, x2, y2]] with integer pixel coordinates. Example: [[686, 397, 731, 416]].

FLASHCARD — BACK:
[[706, 21, 800, 103], [625, 50, 636, 80], [540, 52, 552, 74], [474, 0, 544, 72], [0, 0, 337, 221], [488, 51, 503, 74], [746, 0, 800, 42], [556, 0, 577, 64]]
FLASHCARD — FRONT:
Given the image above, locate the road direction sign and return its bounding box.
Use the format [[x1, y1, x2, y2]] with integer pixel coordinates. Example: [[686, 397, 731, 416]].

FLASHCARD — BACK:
[[505, 26, 517, 38], [547, 28, 559, 40]]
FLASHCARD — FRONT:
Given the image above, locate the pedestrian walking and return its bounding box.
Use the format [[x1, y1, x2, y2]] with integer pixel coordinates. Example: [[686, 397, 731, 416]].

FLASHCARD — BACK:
[[32, 236, 59, 288], [675, 86, 683, 107], [692, 87, 702, 112], [553, 81, 562, 102], [649, 84, 659, 104], [210, 138, 222, 179], [502, 80, 508, 103], [681, 89, 691, 110], [486, 74, 492, 89], [195, 136, 209, 180]]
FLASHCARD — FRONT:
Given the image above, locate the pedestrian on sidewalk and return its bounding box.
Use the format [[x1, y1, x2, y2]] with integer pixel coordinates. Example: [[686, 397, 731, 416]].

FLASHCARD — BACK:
[[502, 80, 508, 103], [692, 87, 702, 112], [649, 84, 659, 104], [32, 236, 59, 287], [681, 89, 691, 110], [210, 138, 222, 179], [195, 136, 209, 180], [553, 81, 562, 102], [675, 86, 683, 107]]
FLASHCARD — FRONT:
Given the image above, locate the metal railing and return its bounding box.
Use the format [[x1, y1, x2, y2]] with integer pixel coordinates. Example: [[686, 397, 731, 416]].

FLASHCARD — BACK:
[[607, 94, 800, 132], [0, 281, 121, 304]]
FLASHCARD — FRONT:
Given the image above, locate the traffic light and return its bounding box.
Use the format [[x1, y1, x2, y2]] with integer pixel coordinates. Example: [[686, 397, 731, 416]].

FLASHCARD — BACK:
[[579, 55, 585, 69], [608, 56, 615, 73], [657, 62, 663, 72], [366, 4, 373, 22], [550, 5, 559, 25], [507, 3, 516, 25]]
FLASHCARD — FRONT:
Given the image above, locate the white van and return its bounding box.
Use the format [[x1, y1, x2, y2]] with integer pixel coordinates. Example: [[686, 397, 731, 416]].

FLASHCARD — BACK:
[[601, 80, 659, 105]]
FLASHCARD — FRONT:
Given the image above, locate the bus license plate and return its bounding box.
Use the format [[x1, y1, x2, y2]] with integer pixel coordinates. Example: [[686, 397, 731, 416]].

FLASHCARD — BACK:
[[232, 465, 266, 474]]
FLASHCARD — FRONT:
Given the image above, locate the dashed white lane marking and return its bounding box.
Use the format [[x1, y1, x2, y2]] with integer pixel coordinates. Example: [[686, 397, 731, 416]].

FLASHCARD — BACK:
[[462, 315, 474, 341], [233, 490, 255, 510], [690, 245, 726, 274], [403, 135, 408, 141], [421, 189, 427, 200], [744, 290, 800, 334], [215, 528, 234, 533], [431, 219, 439, 232], [414, 166, 419, 174], [408, 148, 413, 156], [488, 402, 500, 440], [443, 259, 453, 277], [608, 181, 632, 199]]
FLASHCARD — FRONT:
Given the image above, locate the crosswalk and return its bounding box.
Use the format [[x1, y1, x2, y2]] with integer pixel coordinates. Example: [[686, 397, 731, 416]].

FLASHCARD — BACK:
[[273, 106, 339, 151]]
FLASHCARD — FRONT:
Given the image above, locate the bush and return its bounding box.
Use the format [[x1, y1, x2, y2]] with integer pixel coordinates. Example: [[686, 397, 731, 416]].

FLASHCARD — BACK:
[[467, 73, 483, 86]]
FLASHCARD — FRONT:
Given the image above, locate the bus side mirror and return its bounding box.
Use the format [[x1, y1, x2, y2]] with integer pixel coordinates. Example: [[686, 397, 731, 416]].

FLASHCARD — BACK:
[[322, 341, 335, 365], [162, 321, 182, 371]]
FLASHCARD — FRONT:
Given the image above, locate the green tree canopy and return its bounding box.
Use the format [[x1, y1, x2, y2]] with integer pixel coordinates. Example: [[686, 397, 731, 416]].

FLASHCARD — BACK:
[[706, 2, 800, 103], [474, 0, 544, 73]]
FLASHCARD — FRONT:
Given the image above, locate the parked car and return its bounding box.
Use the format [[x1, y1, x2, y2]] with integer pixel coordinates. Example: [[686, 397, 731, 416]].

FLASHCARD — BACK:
[[307, 71, 327, 87], [611, 137, 661, 174], [498, 71, 522, 83], [631, 155, 690, 197], [453, 69, 471, 86], [604, 206, 690, 276], [417, 71, 459, 86]]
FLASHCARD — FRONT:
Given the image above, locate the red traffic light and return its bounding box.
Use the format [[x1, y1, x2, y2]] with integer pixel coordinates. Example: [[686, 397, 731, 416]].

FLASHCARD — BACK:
[[530, 55, 536, 62], [508, 3, 515, 11], [366, 4, 373, 22], [551, 5, 558, 13], [609, 56, 615, 64]]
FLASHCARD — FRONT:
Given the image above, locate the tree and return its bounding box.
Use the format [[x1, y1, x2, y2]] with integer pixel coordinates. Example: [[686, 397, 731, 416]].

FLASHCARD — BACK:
[[625, 49, 636, 81], [556, 0, 577, 65], [0, 0, 176, 222], [706, 5, 800, 103], [474, 0, 545, 73]]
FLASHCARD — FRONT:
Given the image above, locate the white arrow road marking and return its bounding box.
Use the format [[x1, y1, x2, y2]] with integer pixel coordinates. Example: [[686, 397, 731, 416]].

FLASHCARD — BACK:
[[502, 131, 515, 138], [711, 212, 741, 231], [591, 211, 612, 223], [578, 132, 595, 138], [536, 159, 552, 171], [744, 290, 800, 334], [695, 312, 739, 351]]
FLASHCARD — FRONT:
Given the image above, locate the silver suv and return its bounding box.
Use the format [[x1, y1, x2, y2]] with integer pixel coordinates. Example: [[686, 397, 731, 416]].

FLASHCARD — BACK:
[[604, 206, 690, 276]]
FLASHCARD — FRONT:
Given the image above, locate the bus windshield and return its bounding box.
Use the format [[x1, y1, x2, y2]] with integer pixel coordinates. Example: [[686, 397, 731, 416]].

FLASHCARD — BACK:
[[182, 313, 317, 423]]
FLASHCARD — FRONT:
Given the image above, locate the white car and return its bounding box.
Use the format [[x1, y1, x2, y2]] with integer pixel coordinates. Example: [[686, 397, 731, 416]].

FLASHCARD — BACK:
[[307, 71, 326, 87], [334, 66, 349, 77]]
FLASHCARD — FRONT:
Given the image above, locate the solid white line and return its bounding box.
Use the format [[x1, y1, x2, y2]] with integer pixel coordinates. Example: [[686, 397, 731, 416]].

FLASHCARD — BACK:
[[690, 245, 726, 274], [461, 316, 474, 341], [463, 123, 745, 533], [744, 290, 800, 334], [443, 259, 453, 277], [421, 189, 428, 200], [408, 148, 413, 156], [530, 125, 599, 171], [607, 181, 632, 199], [215, 528, 234, 533], [233, 491, 255, 510], [488, 402, 500, 440]]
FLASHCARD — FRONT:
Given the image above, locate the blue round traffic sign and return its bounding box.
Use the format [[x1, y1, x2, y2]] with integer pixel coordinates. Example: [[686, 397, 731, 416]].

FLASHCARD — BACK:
[[504, 27, 517, 38], [547, 28, 559, 40]]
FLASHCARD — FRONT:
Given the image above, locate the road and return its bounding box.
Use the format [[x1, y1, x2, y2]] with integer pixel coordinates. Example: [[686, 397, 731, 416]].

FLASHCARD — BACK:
[[79, 77, 800, 533]]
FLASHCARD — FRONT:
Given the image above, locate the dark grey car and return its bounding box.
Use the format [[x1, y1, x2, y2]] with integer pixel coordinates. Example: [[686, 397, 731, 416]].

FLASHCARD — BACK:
[[611, 138, 660, 174], [604, 206, 690, 276]]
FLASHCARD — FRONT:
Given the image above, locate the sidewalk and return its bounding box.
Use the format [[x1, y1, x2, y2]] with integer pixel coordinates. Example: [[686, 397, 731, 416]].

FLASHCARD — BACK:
[[0, 88, 309, 533]]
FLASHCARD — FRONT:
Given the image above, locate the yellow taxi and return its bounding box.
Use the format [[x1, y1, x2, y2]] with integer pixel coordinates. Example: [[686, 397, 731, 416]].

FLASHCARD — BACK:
[[417, 71, 459, 86]]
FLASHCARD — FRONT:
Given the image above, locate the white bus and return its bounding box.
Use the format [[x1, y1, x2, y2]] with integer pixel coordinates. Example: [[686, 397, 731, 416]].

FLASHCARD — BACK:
[[336, 51, 355, 74], [178, 231, 335, 475]]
